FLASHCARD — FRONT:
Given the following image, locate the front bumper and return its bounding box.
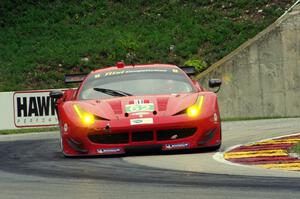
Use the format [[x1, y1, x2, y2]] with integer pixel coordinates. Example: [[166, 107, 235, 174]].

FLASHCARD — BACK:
[[61, 115, 221, 156]]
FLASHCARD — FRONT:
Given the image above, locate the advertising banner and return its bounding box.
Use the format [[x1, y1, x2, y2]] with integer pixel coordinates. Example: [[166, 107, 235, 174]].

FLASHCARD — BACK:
[[0, 90, 60, 130], [13, 90, 58, 127]]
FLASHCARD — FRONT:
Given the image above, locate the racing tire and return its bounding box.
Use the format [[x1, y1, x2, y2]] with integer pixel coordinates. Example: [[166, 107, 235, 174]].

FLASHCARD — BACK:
[[205, 143, 221, 152]]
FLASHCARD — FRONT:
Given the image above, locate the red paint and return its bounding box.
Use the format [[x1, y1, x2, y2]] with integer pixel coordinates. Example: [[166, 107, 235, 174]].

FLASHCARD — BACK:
[[230, 144, 294, 152], [116, 61, 125, 68]]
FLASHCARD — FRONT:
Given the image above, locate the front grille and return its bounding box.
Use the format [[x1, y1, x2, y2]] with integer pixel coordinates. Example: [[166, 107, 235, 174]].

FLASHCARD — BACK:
[[125, 144, 162, 153], [88, 128, 197, 144], [132, 131, 153, 142], [88, 133, 129, 144], [157, 128, 197, 141]]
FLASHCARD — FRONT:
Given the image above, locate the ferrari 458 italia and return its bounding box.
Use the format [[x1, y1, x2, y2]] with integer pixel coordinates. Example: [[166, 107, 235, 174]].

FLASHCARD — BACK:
[[50, 62, 222, 156]]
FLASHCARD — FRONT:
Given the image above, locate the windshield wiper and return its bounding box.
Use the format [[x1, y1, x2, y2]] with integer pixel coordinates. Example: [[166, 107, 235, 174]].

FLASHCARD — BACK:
[[93, 88, 132, 97]]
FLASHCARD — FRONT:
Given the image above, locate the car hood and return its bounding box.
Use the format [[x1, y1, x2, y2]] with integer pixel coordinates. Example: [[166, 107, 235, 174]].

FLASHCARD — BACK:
[[73, 93, 199, 120]]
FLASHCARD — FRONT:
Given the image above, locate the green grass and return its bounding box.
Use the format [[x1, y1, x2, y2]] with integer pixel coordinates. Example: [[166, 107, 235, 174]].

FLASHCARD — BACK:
[[0, 127, 59, 135], [291, 142, 300, 155], [0, 0, 296, 91]]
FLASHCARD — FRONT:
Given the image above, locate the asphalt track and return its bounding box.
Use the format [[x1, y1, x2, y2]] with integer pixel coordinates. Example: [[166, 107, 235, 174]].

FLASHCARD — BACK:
[[1, 118, 300, 199]]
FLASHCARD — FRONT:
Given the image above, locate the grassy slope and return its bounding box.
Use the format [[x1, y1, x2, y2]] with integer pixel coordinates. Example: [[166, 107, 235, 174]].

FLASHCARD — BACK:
[[291, 142, 300, 155], [0, 127, 58, 135], [0, 0, 296, 91]]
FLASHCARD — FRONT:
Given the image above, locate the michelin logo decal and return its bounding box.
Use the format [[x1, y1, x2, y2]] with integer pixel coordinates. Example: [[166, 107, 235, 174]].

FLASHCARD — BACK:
[[97, 148, 122, 154], [165, 143, 189, 149]]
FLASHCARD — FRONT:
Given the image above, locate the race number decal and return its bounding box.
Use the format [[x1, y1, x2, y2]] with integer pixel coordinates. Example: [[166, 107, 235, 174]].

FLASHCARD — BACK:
[[125, 103, 154, 113]]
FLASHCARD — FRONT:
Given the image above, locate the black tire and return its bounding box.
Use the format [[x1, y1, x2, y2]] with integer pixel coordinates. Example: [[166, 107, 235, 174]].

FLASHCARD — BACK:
[[205, 143, 221, 152]]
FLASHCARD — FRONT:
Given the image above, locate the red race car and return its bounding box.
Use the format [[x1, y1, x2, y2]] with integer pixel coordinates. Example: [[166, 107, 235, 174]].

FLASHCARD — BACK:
[[50, 62, 222, 156]]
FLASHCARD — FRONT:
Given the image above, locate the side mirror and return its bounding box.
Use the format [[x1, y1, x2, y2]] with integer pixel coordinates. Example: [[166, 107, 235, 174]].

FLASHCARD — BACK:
[[208, 79, 222, 93], [49, 90, 63, 100]]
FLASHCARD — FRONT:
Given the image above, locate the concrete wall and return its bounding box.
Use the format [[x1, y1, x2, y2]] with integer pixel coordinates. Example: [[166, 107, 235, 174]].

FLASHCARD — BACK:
[[197, 4, 300, 119]]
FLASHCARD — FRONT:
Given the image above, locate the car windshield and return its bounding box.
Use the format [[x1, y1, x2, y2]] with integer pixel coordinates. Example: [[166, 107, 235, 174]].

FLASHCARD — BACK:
[[78, 67, 195, 100]]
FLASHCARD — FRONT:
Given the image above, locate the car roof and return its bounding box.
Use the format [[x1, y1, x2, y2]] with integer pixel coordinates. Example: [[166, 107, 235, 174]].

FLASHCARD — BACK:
[[91, 63, 179, 74]]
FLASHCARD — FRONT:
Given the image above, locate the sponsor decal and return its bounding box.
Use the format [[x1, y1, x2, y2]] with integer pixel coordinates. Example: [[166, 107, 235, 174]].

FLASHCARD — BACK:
[[93, 68, 181, 78], [126, 103, 154, 113], [104, 69, 169, 77], [104, 70, 125, 76], [63, 123, 68, 132], [213, 113, 218, 122], [165, 143, 189, 149], [13, 91, 58, 127], [130, 118, 153, 125], [124, 69, 169, 74], [97, 148, 122, 154]]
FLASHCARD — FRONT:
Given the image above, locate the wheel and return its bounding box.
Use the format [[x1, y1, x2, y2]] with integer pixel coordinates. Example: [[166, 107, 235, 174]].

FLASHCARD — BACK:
[[59, 135, 64, 152], [59, 135, 70, 157]]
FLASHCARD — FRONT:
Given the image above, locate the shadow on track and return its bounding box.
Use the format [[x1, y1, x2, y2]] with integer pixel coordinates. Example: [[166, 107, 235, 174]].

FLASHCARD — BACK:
[[0, 138, 300, 191]]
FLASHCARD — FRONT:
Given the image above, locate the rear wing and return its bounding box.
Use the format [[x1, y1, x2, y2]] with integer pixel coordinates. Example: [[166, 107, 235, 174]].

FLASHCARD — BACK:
[[180, 66, 196, 76], [64, 74, 87, 84]]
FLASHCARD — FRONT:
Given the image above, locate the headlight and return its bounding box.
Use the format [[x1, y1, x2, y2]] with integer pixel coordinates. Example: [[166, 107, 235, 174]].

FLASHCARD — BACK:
[[73, 104, 95, 125], [186, 96, 204, 118]]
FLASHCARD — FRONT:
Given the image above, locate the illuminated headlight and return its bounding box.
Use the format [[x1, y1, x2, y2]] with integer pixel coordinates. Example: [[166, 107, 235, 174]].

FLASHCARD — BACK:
[[73, 104, 95, 125], [187, 105, 200, 117], [186, 96, 204, 118]]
